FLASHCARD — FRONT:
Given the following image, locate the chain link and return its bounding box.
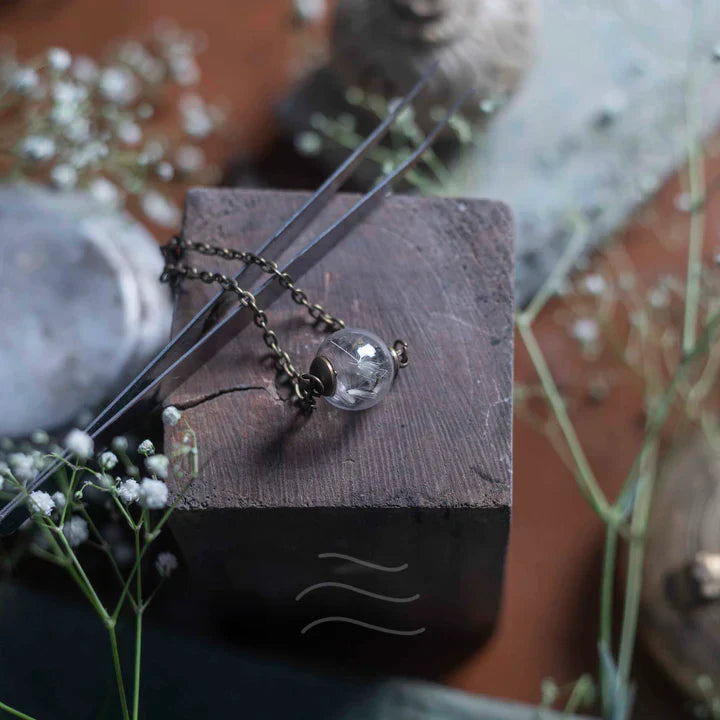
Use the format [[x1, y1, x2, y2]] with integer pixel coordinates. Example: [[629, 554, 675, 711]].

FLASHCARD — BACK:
[[160, 236, 345, 409]]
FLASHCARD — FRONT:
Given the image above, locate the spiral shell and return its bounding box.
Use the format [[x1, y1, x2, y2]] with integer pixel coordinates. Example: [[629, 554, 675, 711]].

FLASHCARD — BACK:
[[331, 0, 538, 131]]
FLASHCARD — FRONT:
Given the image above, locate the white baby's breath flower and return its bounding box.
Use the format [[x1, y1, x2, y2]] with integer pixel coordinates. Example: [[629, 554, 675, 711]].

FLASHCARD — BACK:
[[155, 551, 179, 578], [99, 66, 138, 105], [63, 515, 89, 547], [582, 274, 606, 296], [175, 145, 204, 174], [31, 430, 49, 445], [53, 80, 88, 105], [63, 116, 91, 143], [140, 191, 181, 228], [50, 101, 78, 127], [52, 491, 66, 511], [9, 453, 36, 483], [88, 177, 120, 207], [647, 286, 669, 309], [294, 0, 326, 22], [111, 436, 129, 453], [19, 135, 56, 161], [11, 67, 39, 93], [138, 478, 168, 509], [138, 439, 155, 456], [29, 491, 55, 516], [65, 428, 94, 459], [117, 478, 140, 504], [71, 141, 109, 169], [117, 120, 142, 145], [162, 406, 182, 426], [137, 102, 154, 120], [50, 163, 78, 190], [169, 54, 200, 86], [179, 93, 214, 138], [571, 318, 599, 344], [99, 451, 118, 471], [47, 47, 72, 72], [96, 473, 114, 489], [71, 56, 99, 84], [294, 131, 321, 156], [145, 454, 169, 479], [156, 161, 174, 181]]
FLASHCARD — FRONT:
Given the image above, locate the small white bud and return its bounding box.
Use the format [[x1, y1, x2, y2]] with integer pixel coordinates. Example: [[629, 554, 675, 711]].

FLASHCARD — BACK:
[[138, 478, 168, 509], [29, 491, 55, 516], [64, 429, 94, 459], [155, 551, 179, 577], [99, 451, 119, 471], [138, 439, 155, 456], [47, 47, 72, 72], [161, 406, 182, 426], [52, 491, 66, 510], [117, 478, 140, 504], [111, 436, 129, 453], [63, 515, 89, 547]]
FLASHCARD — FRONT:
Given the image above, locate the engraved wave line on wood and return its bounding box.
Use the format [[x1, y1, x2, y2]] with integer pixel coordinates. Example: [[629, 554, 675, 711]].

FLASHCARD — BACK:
[[300, 617, 426, 636], [295, 581, 420, 603], [297, 552, 424, 636], [316, 552, 408, 572]]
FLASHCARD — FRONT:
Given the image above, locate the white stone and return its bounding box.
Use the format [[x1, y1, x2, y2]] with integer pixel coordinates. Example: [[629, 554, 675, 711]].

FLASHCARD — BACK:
[[0, 184, 172, 437]]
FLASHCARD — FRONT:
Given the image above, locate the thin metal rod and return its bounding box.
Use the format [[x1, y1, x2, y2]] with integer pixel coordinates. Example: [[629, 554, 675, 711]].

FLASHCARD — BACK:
[[81, 62, 441, 442], [0, 80, 472, 532]]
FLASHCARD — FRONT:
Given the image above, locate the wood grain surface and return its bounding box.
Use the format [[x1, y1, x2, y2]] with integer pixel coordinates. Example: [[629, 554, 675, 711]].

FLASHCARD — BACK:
[[164, 189, 514, 665]]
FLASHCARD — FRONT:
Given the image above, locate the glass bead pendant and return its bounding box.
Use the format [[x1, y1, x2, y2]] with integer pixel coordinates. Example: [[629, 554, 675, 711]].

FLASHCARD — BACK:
[[311, 328, 397, 411]]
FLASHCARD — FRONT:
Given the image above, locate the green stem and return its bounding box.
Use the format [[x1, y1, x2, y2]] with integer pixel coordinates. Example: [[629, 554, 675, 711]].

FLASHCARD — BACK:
[[599, 521, 619, 716], [616, 446, 658, 686], [38, 524, 97, 608], [108, 626, 131, 720], [615, 308, 720, 504], [54, 526, 111, 625], [112, 544, 150, 622], [59, 465, 78, 527], [564, 674, 594, 715], [681, 0, 706, 355], [522, 214, 590, 325], [132, 526, 143, 720], [517, 318, 614, 522], [0, 700, 38, 720]]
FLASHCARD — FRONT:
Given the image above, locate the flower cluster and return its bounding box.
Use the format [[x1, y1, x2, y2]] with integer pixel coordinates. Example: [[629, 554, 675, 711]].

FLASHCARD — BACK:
[[0, 404, 195, 550], [0, 21, 224, 229], [0, 409, 197, 720]]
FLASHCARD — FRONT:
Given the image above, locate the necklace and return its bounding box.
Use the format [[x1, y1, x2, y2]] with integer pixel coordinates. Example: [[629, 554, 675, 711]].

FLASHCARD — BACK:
[[160, 236, 408, 412]]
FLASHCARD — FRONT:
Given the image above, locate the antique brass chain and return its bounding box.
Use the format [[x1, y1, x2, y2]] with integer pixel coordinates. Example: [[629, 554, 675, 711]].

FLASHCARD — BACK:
[[160, 236, 344, 409]]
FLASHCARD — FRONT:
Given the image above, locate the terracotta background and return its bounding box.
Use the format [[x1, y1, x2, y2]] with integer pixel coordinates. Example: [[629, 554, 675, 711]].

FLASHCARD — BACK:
[[4, 1, 720, 715]]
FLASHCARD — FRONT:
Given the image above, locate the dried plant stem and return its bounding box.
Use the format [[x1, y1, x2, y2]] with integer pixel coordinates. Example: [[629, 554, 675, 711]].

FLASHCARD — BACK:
[[517, 317, 614, 523], [599, 521, 618, 706], [681, 0, 706, 355], [616, 446, 658, 686]]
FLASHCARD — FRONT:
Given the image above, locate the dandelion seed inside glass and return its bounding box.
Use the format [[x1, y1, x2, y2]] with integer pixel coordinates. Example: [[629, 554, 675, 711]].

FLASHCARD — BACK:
[[315, 328, 395, 411]]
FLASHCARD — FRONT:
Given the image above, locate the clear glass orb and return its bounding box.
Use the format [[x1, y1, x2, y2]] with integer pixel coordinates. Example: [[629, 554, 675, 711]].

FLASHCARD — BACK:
[[316, 328, 395, 411]]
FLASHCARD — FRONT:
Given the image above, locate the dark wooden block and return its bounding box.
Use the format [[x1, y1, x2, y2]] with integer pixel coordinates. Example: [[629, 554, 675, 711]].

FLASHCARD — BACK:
[[165, 188, 514, 667]]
